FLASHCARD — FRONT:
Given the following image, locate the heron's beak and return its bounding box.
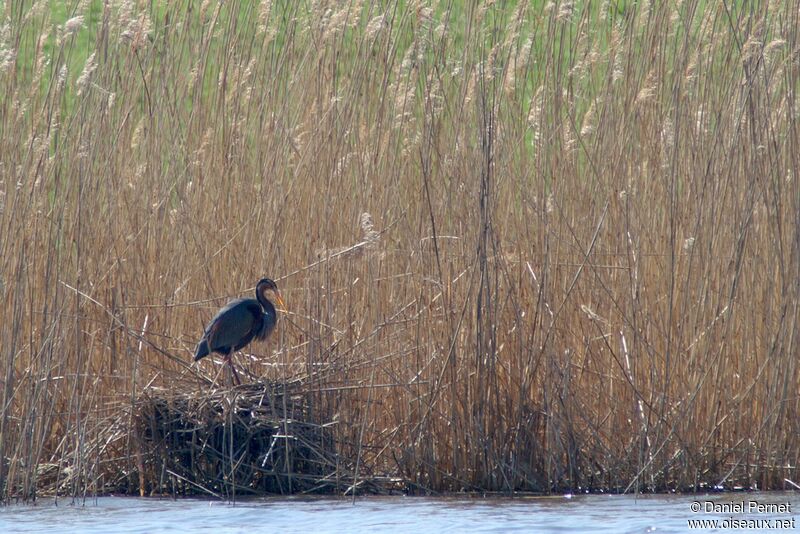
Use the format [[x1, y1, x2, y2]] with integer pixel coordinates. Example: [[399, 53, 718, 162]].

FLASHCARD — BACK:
[[275, 291, 287, 312]]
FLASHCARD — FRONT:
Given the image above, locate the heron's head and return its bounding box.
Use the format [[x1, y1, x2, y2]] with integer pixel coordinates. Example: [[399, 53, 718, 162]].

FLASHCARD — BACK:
[[256, 278, 286, 311]]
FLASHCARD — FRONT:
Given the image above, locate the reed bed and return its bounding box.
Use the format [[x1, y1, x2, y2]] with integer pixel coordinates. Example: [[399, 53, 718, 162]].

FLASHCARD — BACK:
[[0, 0, 798, 500]]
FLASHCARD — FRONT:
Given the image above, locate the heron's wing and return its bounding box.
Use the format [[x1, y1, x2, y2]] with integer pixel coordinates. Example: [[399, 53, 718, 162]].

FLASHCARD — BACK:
[[204, 298, 261, 353]]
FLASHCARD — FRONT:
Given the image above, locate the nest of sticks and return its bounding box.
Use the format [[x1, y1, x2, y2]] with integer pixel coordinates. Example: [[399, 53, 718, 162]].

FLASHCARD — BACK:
[[131, 380, 342, 497]]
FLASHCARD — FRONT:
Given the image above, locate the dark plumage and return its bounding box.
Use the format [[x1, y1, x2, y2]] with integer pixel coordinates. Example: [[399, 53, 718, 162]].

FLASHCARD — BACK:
[[194, 278, 285, 384]]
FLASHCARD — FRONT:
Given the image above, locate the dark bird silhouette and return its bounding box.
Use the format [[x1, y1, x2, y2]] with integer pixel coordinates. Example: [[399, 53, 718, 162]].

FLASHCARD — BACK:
[[194, 278, 286, 385]]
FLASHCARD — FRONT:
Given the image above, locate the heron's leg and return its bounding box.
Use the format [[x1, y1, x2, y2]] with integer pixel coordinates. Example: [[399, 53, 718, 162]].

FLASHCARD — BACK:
[[225, 351, 242, 386]]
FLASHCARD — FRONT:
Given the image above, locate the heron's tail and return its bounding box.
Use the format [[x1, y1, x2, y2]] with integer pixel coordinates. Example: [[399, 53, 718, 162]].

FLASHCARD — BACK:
[[194, 339, 210, 361]]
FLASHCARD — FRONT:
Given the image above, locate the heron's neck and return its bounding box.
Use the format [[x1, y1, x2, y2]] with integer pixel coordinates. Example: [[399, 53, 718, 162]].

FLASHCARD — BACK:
[[257, 294, 276, 317]]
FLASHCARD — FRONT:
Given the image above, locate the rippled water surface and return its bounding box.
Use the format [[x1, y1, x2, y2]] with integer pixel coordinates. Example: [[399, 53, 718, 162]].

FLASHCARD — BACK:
[[2, 492, 797, 533]]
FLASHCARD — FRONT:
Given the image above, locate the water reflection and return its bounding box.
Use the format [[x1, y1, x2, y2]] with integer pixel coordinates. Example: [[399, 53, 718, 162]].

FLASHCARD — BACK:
[[1, 492, 797, 533]]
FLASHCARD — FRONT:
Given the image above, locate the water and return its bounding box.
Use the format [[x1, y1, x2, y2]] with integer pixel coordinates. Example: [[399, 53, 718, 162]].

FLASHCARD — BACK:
[[1, 492, 797, 533]]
